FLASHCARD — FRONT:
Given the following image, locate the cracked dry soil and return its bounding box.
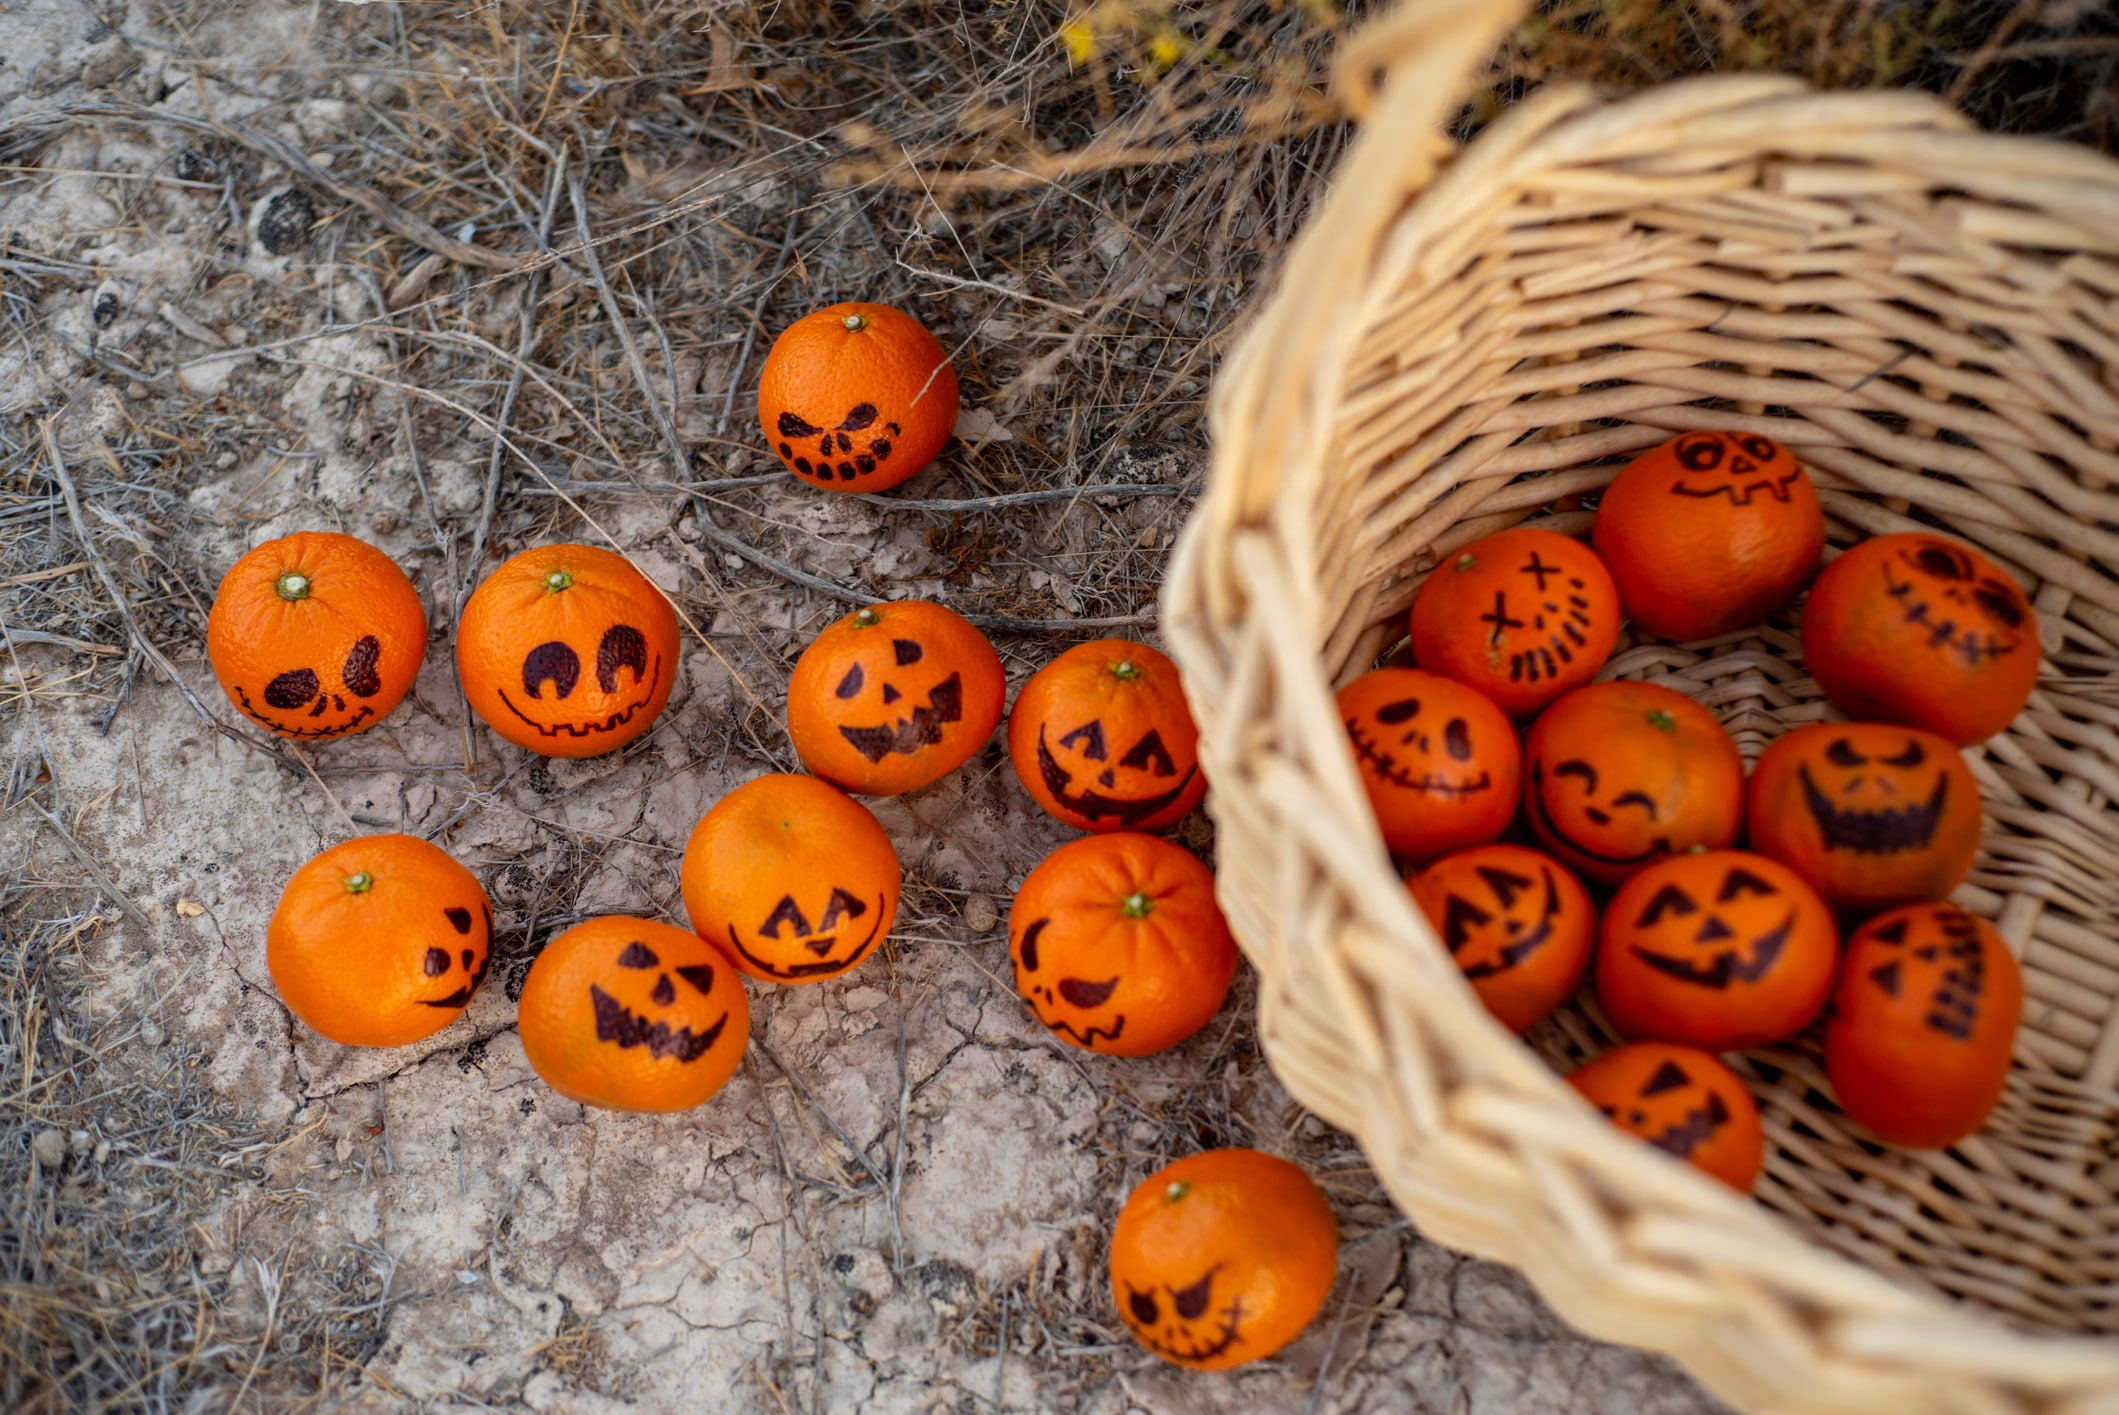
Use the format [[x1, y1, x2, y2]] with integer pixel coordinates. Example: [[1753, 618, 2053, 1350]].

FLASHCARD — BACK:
[[0, 0, 1725, 1409]]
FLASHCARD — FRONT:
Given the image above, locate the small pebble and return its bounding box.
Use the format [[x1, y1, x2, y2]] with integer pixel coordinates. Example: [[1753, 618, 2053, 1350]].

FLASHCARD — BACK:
[[961, 893, 999, 935], [139, 1019, 164, 1047], [91, 1141, 110, 1164], [69, 1129, 90, 1154], [125, 381, 150, 400], [30, 1129, 66, 1169], [334, 1136, 351, 1163]]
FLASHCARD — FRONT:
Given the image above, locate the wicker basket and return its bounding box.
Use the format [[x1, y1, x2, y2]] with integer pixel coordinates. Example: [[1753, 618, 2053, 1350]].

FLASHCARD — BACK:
[[1161, 2, 2119, 1411]]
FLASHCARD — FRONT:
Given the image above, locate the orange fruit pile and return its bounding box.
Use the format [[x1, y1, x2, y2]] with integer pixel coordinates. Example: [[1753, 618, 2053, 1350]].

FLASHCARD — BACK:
[[1346, 428, 2032, 1188]]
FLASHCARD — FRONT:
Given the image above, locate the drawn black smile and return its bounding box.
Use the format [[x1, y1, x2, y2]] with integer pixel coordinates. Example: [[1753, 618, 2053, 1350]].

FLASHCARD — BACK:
[[496, 654, 661, 739], [725, 895, 886, 980], [1037, 724, 1199, 825], [234, 686, 376, 739], [1344, 717, 1490, 798]]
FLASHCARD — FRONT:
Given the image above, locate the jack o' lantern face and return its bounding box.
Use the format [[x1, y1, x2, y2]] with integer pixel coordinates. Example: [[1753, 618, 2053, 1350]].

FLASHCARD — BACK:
[[421, 902, 495, 1010], [457, 546, 682, 759], [1016, 917, 1124, 1047], [1008, 833, 1238, 1057], [1440, 863, 1560, 980], [680, 774, 902, 988], [1337, 669, 1519, 862], [723, 886, 886, 982], [234, 634, 389, 739], [1745, 721, 1983, 911], [1823, 903, 2024, 1148], [1528, 757, 1668, 868], [1628, 864, 1792, 987], [1604, 1057, 1731, 1159], [590, 938, 730, 1062], [833, 638, 961, 761], [1522, 682, 1744, 886], [1663, 430, 1802, 506], [1567, 1041, 1765, 1189], [1597, 850, 1839, 1050], [1798, 734, 1946, 853], [1408, 843, 1595, 1034], [499, 624, 661, 743], [1037, 719, 1196, 828], [775, 404, 901, 484], [516, 915, 751, 1112], [785, 601, 1009, 796], [1882, 539, 2029, 668], [1121, 1267, 1244, 1364]]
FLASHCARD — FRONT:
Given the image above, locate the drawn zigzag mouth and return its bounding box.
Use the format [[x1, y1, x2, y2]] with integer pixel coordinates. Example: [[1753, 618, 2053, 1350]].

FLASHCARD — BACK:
[[496, 656, 661, 738], [1648, 1095, 1732, 1159], [1036, 726, 1197, 825], [1344, 718, 1489, 798], [588, 985, 727, 1062], [234, 686, 376, 738], [1132, 1306, 1245, 1364], [1798, 766, 1946, 854], [839, 673, 964, 762]]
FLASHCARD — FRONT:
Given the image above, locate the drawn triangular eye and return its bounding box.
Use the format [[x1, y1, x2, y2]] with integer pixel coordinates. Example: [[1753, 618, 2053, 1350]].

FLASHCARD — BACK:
[[617, 941, 659, 968], [1442, 894, 1491, 952], [759, 896, 811, 938], [1119, 729, 1175, 776], [835, 663, 865, 699], [1718, 868, 1777, 902], [1473, 866, 1532, 910], [1825, 739, 1867, 768], [892, 638, 923, 666], [1169, 1268, 1216, 1320], [1127, 1287, 1159, 1326], [1881, 740, 1927, 768], [778, 411, 822, 438], [675, 964, 716, 995], [1059, 721, 1108, 761], [819, 888, 867, 929], [1640, 1060, 1691, 1095], [1636, 885, 1697, 927]]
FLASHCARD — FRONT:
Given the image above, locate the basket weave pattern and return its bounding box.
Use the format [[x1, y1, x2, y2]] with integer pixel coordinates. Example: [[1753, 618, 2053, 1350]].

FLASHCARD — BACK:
[[1163, 2, 2119, 1410]]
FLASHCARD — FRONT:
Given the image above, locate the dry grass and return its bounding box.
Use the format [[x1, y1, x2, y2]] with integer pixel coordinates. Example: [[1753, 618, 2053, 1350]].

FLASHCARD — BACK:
[[2, 0, 2116, 1407]]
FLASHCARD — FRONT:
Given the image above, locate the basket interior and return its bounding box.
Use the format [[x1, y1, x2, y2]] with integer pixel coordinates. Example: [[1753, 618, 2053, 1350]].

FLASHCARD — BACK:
[[1307, 86, 2119, 1339]]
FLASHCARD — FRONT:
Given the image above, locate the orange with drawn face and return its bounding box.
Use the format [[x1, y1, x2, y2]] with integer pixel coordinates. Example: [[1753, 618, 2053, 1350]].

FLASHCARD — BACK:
[[758, 303, 958, 493], [456, 544, 679, 758], [208, 531, 427, 741], [680, 774, 902, 984], [1008, 640, 1207, 833], [1825, 903, 2022, 1149], [1568, 1042, 1765, 1191], [786, 601, 1005, 796], [1801, 533, 2040, 746], [1593, 429, 1824, 641], [1523, 681, 1743, 886], [1409, 528, 1621, 719], [1007, 832, 1237, 1056], [267, 834, 493, 1047], [518, 916, 750, 1112], [1408, 843, 1595, 1032], [1337, 668, 1518, 862], [1109, 1149, 1337, 1371]]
